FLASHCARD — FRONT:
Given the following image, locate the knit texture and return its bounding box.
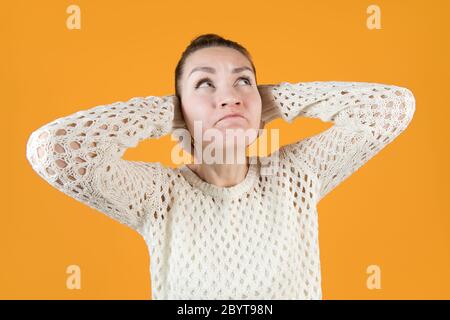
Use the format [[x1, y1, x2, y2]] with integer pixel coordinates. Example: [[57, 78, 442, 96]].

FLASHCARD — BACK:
[[25, 81, 416, 299]]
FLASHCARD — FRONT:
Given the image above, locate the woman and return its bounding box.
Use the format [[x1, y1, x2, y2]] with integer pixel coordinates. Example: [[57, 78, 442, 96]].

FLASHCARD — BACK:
[[25, 33, 416, 300]]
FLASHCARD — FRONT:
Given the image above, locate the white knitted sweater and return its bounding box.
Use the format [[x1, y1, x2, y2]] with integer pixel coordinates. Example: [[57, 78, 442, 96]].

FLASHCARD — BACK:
[[25, 81, 415, 300]]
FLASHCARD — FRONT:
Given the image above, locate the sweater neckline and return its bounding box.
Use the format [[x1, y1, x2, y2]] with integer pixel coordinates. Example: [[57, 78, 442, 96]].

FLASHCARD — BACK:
[[179, 156, 260, 199]]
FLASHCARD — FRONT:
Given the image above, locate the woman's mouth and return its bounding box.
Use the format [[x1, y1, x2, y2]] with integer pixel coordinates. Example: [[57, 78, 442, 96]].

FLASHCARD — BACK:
[[217, 113, 246, 124], [221, 115, 245, 120]]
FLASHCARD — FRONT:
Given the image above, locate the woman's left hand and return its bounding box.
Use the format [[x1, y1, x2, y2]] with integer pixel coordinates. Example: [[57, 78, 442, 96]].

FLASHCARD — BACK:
[[258, 84, 281, 124]]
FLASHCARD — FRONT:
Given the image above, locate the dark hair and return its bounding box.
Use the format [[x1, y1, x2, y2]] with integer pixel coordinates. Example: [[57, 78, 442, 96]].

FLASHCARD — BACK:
[[174, 33, 257, 102]]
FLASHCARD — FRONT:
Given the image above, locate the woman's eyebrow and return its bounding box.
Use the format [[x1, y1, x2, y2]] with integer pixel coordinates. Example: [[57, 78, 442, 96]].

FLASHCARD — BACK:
[[188, 66, 253, 79]]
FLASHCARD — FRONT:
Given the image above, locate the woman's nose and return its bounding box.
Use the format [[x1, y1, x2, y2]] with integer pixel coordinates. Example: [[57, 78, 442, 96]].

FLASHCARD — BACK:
[[218, 94, 243, 108], [220, 100, 241, 108]]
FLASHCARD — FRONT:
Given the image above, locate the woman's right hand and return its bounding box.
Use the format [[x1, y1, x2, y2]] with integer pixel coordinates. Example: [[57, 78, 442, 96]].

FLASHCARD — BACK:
[[172, 95, 187, 130], [160, 94, 187, 130]]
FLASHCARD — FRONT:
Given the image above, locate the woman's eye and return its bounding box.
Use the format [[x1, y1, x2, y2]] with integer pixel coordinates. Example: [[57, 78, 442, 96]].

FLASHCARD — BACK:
[[238, 77, 252, 85], [195, 78, 212, 89], [196, 80, 212, 89], [194, 76, 252, 89]]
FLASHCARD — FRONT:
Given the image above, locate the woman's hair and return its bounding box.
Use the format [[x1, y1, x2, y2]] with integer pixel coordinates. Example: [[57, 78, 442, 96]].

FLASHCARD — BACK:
[[174, 33, 258, 102]]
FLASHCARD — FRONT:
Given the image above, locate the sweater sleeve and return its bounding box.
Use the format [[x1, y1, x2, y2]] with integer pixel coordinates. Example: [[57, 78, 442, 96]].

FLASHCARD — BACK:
[[25, 94, 182, 239], [259, 81, 416, 203]]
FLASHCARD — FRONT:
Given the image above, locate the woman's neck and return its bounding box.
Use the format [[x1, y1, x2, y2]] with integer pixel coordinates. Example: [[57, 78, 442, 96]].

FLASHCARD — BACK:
[[186, 156, 250, 187]]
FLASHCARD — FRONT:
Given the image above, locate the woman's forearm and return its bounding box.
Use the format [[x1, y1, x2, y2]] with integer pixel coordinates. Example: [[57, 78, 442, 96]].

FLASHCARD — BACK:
[[259, 80, 416, 202], [260, 81, 415, 136], [25, 94, 181, 235]]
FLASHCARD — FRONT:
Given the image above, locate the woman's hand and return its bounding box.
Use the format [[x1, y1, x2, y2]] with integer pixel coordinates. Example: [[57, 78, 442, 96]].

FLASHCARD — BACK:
[[258, 84, 282, 125], [164, 94, 187, 130]]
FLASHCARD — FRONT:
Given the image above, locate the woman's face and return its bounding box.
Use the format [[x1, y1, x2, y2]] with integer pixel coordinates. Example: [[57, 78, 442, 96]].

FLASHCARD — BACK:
[[179, 47, 262, 152]]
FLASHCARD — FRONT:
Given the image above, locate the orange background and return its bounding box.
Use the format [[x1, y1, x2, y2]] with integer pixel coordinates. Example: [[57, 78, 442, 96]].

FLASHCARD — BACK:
[[2, 0, 449, 299]]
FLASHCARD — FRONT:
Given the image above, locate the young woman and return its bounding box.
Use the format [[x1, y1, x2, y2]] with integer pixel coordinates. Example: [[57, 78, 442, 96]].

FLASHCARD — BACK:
[[25, 33, 416, 300]]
